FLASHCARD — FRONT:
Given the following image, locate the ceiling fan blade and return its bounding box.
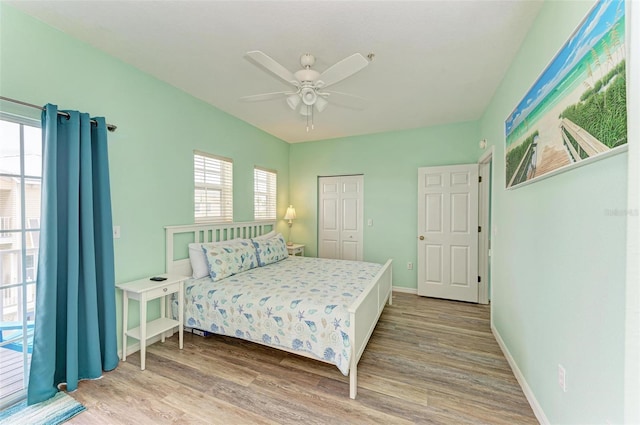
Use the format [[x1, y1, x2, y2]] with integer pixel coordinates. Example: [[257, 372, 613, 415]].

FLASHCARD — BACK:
[[240, 91, 292, 102], [323, 91, 369, 110], [245, 51, 298, 87], [316, 53, 369, 88]]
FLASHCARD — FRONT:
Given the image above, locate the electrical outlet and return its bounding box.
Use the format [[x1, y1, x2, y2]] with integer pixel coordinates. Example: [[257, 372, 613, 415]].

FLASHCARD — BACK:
[[407, 262, 413, 270], [113, 225, 121, 239], [367, 218, 373, 226], [558, 364, 567, 392]]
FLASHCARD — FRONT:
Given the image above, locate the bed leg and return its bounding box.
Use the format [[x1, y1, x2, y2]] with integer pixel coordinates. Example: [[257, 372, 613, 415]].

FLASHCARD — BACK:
[[349, 366, 357, 399], [388, 290, 393, 306]]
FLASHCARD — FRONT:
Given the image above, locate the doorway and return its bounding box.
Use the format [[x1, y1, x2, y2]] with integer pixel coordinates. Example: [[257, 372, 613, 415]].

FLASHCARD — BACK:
[[478, 147, 494, 305], [0, 114, 41, 408]]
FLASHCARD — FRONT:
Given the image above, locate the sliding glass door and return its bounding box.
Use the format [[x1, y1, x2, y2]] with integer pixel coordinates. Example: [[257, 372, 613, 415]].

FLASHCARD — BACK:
[[0, 114, 41, 408]]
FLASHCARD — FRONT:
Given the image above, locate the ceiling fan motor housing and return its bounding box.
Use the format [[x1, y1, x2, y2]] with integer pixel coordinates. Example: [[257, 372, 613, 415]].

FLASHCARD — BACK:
[[294, 68, 320, 83]]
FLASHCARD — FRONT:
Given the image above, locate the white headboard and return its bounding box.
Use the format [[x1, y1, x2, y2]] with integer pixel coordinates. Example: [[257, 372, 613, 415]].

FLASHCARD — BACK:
[[165, 221, 276, 276]]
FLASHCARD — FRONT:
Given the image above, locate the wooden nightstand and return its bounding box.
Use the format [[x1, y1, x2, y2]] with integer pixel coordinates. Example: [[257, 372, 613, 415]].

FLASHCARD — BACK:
[[117, 274, 188, 370], [287, 243, 305, 257]]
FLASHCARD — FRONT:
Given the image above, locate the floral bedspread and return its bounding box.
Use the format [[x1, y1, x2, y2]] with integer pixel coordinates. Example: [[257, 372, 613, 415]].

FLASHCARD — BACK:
[[183, 256, 382, 375]]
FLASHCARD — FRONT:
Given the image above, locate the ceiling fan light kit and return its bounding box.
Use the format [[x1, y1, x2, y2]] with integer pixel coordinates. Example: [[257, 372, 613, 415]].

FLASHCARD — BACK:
[[315, 96, 328, 113], [300, 106, 312, 117], [286, 94, 301, 110], [301, 86, 317, 106], [242, 51, 370, 131]]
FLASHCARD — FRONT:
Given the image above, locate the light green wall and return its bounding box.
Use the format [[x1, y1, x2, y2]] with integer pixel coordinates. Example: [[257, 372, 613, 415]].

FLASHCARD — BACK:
[[0, 5, 290, 352], [2, 3, 632, 422], [289, 123, 481, 288], [480, 0, 627, 423]]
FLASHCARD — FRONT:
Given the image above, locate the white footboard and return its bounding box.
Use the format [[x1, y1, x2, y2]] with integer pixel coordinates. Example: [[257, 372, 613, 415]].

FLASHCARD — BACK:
[[348, 259, 393, 399]]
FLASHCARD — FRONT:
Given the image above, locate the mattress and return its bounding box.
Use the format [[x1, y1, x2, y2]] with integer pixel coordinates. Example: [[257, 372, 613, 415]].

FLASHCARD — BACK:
[[183, 256, 382, 374]]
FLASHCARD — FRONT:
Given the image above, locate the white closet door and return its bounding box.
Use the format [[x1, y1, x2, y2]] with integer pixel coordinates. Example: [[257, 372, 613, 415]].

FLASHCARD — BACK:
[[339, 176, 363, 261], [318, 175, 364, 260], [318, 177, 341, 259]]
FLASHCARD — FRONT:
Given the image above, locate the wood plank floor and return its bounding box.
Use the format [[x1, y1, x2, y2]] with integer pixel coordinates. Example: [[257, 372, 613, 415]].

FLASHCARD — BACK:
[[67, 293, 537, 424]]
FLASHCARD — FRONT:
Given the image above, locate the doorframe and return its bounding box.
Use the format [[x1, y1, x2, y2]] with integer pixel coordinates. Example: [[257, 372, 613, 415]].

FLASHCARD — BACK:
[[478, 146, 494, 305], [317, 174, 364, 260]]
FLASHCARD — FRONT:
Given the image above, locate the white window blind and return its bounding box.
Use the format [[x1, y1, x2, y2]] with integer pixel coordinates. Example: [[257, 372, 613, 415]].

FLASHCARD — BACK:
[[254, 167, 277, 221], [194, 151, 233, 223]]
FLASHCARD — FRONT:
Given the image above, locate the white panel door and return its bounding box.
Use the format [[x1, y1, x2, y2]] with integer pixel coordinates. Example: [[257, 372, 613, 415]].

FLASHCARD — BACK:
[[417, 164, 479, 302], [318, 175, 363, 260], [318, 178, 340, 259], [340, 176, 363, 261]]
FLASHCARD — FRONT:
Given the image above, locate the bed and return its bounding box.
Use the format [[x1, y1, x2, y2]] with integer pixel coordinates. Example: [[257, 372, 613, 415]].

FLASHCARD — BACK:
[[165, 221, 393, 399]]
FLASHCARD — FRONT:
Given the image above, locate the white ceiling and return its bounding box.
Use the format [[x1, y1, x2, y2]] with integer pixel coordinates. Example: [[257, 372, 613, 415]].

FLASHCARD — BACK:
[[9, 0, 543, 143]]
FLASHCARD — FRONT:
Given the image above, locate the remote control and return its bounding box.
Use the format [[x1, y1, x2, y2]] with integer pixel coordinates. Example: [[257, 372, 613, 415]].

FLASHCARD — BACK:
[[150, 276, 167, 281]]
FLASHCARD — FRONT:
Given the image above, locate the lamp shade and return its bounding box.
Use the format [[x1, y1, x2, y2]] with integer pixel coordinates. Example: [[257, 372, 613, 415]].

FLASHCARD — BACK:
[[284, 205, 296, 220], [301, 87, 317, 106], [315, 96, 328, 112], [287, 94, 301, 110]]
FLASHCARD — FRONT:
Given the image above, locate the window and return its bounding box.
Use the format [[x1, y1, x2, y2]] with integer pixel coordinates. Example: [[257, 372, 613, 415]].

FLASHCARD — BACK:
[[254, 167, 277, 221], [194, 151, 233, 223], [0, 113, 41, 407]]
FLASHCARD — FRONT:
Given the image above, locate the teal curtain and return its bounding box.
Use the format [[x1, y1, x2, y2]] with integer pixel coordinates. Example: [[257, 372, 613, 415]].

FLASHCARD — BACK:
[[28, 104, 119, 405]]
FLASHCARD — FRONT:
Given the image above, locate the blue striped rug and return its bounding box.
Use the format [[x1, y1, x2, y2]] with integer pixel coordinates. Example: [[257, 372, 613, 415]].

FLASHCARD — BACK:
[[0, 392, 85, 425]]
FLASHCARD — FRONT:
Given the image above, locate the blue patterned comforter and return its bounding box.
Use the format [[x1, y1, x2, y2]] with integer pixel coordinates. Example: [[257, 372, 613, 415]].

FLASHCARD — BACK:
[[183, 256, 382, 375]]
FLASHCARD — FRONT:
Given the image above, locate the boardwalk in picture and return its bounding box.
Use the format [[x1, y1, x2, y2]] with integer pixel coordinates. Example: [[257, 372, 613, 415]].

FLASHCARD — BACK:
[[560, 118, 610, 158], [533, 118, 610, 179], [535, 145, 572, 177]]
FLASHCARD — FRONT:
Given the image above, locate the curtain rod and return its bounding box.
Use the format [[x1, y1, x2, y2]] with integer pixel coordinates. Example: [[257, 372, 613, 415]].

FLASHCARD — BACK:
[[0, 96, 117, 132]]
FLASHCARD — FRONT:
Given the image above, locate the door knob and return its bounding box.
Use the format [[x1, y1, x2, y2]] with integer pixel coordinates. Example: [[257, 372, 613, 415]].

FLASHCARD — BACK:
[[419, 236, 425, 240]]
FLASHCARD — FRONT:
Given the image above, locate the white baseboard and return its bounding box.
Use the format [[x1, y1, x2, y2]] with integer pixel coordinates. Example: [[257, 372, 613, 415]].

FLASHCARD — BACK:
[[392, 286, 417, 294], [491, 325, 549, 425]]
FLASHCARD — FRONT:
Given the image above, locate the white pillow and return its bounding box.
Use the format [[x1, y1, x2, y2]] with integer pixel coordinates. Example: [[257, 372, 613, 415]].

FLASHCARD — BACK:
[[188, 239, 248, 279], [253, 230, 276, 240], [188, 243, 209, 279]]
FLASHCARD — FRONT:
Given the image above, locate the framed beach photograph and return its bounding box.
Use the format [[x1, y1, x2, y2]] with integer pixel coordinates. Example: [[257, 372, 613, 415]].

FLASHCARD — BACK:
[[505, 0, 627, 189]]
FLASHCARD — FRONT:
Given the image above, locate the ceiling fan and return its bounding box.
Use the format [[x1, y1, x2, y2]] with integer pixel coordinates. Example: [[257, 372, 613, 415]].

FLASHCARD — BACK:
[[241, 51, 370, 131]]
